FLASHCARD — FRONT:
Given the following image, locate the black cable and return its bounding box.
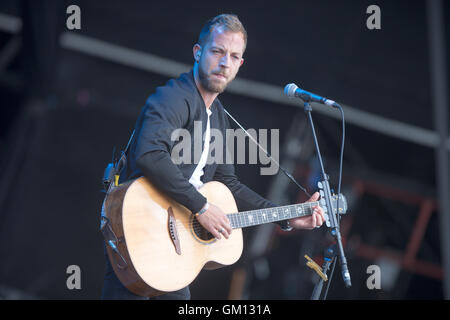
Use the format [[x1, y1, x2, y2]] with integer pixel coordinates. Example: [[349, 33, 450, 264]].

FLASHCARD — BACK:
[[223, 107, 312, 198], [322, 103, 346, 297], [335, 104, 345, 224], [323, 257, 337, 299]]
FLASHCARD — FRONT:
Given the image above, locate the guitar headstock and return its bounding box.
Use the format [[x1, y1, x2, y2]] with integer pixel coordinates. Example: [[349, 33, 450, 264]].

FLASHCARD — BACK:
[[317, 182, 348, 227]]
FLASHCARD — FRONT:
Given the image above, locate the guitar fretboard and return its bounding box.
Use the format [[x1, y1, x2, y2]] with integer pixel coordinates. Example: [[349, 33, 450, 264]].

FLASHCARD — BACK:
[[227, 201, 319, 229]]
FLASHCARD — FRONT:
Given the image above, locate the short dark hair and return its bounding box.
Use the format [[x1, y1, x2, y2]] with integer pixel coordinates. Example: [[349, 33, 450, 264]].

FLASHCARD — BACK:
[[197, 14, 247, 52]]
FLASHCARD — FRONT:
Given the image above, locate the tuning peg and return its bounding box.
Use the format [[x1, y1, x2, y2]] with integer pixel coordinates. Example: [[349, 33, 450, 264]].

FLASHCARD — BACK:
[[317, 181, 323, 189], [319, 190, 325, 198]]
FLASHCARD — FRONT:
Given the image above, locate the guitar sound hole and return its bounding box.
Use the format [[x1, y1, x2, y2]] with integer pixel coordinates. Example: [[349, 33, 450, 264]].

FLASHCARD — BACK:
[[191, 217, 215, 242]]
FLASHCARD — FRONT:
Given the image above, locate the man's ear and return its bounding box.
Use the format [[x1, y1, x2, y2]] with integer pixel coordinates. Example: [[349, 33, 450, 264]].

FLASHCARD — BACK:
[[193, 44, 202, 62], [240, 58, 245, 67]]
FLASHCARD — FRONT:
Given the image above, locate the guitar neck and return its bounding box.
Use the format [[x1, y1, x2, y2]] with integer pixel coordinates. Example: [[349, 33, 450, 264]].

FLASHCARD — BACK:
[[227, 201, 319, 229]]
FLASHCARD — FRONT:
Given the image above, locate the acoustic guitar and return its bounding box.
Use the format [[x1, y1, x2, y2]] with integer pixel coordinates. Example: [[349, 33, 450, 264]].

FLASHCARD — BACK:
[[101, 177, 347, 297]]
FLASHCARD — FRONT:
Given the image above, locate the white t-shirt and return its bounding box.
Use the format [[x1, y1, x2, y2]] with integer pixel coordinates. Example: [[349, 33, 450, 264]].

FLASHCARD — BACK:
[[189, 108, 212, 189]]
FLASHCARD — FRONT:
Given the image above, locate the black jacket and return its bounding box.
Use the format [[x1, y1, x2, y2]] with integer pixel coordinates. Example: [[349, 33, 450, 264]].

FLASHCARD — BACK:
[[119, 71, 288, 228]]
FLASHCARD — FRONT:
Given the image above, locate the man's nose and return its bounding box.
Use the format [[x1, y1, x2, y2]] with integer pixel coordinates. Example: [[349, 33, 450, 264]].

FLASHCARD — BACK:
[[219, 54, 230, 68]]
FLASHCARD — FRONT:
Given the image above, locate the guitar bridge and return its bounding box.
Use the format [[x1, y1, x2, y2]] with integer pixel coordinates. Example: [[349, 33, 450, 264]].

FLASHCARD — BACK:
[[167, 207, 181, 255]]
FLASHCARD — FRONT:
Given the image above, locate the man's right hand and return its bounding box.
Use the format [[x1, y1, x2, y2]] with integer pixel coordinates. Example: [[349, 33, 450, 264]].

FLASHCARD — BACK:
[[196, 203, 232, 240]]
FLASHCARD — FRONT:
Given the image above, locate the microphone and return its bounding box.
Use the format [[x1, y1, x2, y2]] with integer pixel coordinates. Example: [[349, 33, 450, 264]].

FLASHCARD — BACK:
[[284, 83, 338, 108]]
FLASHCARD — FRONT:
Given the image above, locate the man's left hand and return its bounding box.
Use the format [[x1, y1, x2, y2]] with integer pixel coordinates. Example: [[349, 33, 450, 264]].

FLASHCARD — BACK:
[[288, 192, 325, 230]]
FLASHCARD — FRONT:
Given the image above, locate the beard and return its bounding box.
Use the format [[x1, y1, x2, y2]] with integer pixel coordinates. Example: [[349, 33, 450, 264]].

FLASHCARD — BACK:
[[198, 65, 233, 94]]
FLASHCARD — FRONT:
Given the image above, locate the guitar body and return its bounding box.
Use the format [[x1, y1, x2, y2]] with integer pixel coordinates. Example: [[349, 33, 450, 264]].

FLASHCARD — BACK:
[[103, 177, 243, 297]]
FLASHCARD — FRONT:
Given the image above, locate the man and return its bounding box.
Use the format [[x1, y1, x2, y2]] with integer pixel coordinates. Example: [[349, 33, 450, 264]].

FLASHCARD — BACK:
[[101, 14, 325, 300]]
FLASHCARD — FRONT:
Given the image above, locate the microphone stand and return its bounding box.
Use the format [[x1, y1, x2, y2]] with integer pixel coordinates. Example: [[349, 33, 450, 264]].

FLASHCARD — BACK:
[[302, 100, 352, 296], [311, 245, 337, 300]]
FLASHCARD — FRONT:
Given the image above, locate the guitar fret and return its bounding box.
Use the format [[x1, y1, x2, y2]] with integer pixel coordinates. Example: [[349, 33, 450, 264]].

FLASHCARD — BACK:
[[230, 213, 236, 228], [269, 208, 274, 222], [270, 208, 276, 221], [247, 213, 251, 226], [294, 204, 301, 217]]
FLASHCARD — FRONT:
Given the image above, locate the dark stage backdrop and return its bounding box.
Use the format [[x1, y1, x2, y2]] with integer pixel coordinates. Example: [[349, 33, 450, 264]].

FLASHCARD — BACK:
[[0, 0, 448, 299]]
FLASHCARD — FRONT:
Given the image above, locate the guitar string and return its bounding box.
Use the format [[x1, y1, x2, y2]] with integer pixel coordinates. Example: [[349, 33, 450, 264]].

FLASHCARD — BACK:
[[152, 207, 318, 240], [171, 200, 319, 225], [171, 201, 319, 232], [174, 201, 319, 224], [145, 201, 322, 236], [172, 206, 318, 234], [164, 209, 313, 239], [126, 200, 337, 239]]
